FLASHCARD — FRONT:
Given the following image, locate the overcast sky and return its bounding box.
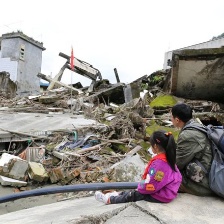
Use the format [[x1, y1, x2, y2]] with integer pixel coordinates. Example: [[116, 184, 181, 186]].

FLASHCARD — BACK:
[[1, 0, 224, 86]]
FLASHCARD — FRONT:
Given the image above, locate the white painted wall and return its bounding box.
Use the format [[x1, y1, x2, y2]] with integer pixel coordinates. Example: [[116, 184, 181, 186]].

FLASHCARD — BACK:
[[0, 53, 18, 81]]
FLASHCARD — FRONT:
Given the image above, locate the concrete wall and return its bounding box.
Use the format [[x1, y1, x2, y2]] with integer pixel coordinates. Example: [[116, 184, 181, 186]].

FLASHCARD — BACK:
[[164, 37, 224, 69], [171, 49, 224, 102]]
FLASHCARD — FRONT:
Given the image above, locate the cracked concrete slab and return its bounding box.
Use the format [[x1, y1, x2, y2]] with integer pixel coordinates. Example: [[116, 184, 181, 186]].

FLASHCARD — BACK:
[[136, 193, 224, 224], [0, 112, 100, 141], [0, 196, 129, 224], [105, 205, 160, 224], [0, 193, 224, 223]]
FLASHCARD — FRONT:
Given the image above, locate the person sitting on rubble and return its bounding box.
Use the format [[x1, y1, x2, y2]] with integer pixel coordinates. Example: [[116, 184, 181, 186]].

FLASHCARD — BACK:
[[171, 103, 214, 196], [95, 130, 182, 205]]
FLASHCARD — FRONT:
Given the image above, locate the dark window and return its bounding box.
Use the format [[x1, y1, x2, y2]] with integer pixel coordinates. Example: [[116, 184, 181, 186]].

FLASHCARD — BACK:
[[20, 45, 25, 60]]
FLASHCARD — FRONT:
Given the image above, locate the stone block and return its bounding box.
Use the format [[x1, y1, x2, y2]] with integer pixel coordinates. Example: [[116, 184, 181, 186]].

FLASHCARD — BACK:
[[109, 154, 145, 182], [28, 162, 49, 182], [0, 154, 29, 181], [0, 153, 22, 166], [8, 159, 29, 181]]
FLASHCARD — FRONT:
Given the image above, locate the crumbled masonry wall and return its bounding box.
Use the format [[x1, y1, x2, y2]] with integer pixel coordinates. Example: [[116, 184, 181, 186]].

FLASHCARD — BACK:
[[0, 72, 17, 98]]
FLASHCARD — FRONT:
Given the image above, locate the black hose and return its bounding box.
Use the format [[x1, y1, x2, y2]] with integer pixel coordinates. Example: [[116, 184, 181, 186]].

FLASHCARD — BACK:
[[0, 182, 138, 203]]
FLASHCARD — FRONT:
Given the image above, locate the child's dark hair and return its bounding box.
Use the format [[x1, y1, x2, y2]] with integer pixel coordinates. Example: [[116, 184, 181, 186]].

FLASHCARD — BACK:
[[171, 103, 192, 123], [149, 130, 177, 171]]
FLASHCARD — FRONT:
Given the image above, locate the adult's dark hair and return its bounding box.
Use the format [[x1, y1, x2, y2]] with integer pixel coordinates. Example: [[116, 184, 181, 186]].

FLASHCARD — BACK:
[[171, 103, 192, 123], [149, 130, 177, 171]]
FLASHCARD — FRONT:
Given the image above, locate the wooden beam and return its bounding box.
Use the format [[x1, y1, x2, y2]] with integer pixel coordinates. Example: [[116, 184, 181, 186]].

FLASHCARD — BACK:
[[37, 73, 83, 94]]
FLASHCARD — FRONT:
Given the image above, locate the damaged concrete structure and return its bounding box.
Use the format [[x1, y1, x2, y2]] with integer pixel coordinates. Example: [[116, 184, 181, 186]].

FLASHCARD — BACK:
[[0, 32, 45, 97], [163, 37, 224, 70], [170, 48, 224, 103]]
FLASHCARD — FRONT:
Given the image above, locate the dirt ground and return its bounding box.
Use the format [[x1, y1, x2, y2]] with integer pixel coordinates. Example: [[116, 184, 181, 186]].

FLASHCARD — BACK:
[[0, 184, 91, 215]]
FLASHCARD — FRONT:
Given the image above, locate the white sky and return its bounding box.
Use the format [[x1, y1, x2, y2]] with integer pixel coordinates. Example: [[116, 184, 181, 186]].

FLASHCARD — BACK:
[[1, 0, 224, 86]]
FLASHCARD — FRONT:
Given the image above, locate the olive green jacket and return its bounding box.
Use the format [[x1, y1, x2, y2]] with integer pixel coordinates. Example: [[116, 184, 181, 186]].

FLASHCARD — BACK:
[[176, 120, 214, 196]]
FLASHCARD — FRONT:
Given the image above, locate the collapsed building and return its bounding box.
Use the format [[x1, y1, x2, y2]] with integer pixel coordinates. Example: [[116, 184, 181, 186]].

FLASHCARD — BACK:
[[0, 32, 224, 189]]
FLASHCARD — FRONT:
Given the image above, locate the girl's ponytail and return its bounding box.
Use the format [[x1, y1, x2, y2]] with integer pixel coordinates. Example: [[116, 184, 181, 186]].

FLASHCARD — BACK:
[[150, 131, 177, 171], [165, 133, 176, 171]]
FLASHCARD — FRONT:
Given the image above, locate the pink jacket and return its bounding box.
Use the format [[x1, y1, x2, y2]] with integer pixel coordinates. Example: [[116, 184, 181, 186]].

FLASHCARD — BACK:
[[137, 159, 182, 203]]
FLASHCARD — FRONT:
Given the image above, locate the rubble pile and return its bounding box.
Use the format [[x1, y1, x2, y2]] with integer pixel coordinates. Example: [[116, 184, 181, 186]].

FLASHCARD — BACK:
[[0, 70, 224, 195]]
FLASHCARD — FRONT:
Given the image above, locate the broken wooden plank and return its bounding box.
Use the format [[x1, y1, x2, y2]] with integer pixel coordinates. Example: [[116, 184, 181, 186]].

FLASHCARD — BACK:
[[37, 73, 83, 94], [47, 62, 68, 90], [76, 143, 107, 154], [75, 138, 131, 154], [125, 145, 142, 158]]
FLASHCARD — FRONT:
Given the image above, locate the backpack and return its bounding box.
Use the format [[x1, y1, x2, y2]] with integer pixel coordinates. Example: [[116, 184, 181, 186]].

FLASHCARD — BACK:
[[183, 123, 224, 198]]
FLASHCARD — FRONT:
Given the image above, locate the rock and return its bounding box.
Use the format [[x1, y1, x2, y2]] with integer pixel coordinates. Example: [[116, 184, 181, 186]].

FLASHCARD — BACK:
[[28, 162, 49, 182], [108, 154, 145, 182], [8, 159, 29, 181], [0, 153, 28, 181]]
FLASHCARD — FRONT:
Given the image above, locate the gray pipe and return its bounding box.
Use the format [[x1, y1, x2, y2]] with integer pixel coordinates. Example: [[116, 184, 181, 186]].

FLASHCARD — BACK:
[[0, 182, 138, 203]]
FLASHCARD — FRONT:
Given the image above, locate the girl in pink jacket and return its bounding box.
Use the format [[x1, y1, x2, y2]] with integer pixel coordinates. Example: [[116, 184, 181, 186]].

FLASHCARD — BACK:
[[95, 130, 182, 204]]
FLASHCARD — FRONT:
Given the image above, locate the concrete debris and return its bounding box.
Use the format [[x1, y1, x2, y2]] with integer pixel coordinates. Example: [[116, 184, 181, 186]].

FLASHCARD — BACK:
[[108, 154, 145, 182], [7, 159, 29, 181], [28, 162, 49, 182], [0, 153, 28, 181], [0, 175, 27, 187], [0, 153, 22, 166], [48, 166, 80, 184], [0, 56, 224, 196], [0, 35, 224, 220]]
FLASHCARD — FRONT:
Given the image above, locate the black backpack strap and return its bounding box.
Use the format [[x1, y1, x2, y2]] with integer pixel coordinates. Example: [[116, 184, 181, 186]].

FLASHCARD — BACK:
[[195, 160, 208, 174]]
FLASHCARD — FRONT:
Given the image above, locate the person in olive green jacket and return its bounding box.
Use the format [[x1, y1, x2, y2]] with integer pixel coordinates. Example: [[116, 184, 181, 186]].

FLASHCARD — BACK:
[[171, 103, 214, 196]]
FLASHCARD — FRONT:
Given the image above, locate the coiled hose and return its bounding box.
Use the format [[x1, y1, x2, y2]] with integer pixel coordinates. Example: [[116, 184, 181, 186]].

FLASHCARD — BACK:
[[0, 182, 138, 203]]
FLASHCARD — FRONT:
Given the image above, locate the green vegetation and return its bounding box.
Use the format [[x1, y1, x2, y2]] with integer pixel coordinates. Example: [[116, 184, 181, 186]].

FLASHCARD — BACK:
[[145, 122, 180, 141], [148, 71, 165, 86], [149, 94, 177, 109]]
